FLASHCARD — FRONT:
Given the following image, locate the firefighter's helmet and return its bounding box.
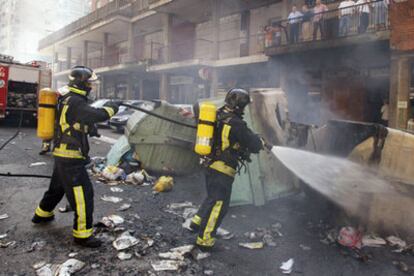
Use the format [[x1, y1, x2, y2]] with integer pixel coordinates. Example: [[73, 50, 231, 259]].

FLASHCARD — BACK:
[[68, 66, 98, 92], [225, 88, 251, 111]]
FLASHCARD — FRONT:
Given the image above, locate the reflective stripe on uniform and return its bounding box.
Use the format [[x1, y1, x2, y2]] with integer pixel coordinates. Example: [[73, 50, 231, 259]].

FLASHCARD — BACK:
[[209, 161, 236, 177], [53, 144, 84, 159], [68, 87, 87, 97], [35, 206, 54, 218], [191, 215, 202, 226], [59, 105, 70, 133], [197, 200, 223, 247], [73, 228, 93, 239], [221, 124, 231, 151], [103, 106, 115, 117], [73, 186, 91, 238]]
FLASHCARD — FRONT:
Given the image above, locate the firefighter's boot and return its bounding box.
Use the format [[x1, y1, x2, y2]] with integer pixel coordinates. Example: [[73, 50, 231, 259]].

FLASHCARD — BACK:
[[74, 236, 102, 248], [32, 214, 55, 224], [39, 142, 51, 155]]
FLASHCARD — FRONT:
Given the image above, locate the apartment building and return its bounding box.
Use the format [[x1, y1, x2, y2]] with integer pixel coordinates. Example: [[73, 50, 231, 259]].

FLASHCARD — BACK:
[[0, 0, 90, 62], [38, 0, 414, 129]]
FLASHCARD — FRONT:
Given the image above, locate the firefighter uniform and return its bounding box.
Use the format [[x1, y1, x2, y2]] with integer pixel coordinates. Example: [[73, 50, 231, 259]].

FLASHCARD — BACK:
[[192, 106, 263, 249], [33, 85, 117, 241]]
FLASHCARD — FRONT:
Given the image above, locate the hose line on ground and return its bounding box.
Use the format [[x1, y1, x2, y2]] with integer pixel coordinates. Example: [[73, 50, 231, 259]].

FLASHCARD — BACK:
[[0, 110, 24, 151], [0, 173, 52, 179]]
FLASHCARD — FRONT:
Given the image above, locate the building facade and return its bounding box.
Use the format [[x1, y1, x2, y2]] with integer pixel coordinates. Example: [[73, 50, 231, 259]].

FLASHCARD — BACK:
[[38, 0, 414, 129], [0, 0, 90, 62]]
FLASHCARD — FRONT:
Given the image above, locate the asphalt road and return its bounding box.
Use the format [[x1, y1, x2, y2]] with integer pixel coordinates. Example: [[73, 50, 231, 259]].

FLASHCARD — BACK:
[[0, 125, 413, 275]]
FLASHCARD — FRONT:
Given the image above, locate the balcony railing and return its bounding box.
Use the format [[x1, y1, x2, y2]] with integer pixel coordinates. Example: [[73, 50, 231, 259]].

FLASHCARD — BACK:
[[39, 0, 150, 50], [263, 0, 389, 50]]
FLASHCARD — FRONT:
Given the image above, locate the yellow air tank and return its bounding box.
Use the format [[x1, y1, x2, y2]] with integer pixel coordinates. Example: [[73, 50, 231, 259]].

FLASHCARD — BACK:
[[195, 102, 217, 155], [37, 88, 57, 140]]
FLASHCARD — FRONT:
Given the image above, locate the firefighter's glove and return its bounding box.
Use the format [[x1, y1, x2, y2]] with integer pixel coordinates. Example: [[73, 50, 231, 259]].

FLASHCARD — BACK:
[[261, 137, 273, 152], [103, 101, 120, 115], [89, 124, 100, 138]]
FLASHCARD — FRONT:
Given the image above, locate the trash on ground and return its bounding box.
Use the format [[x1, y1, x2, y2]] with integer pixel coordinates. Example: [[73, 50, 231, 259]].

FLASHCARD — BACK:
[[29, 162, 47, 167], [125, 170, 151, 185], [280, 258, 294, 274], [159, 245, 194, 261], [91, 264, 100, 269], [117, 252, 132, 260], [0, 214, 9, 220], [117, 203, 131, 211], [27, 240, 46, 252], [271, 222, 283, 237], [263, 234, 276, 246], [58, 204, 72, 213], [110, 187, 124, 193], [101, 195, 123, 203], [102, 165, 126, 181], [151, 260, 184, 271], [35, 263, 60, 276], [32, 261, 47, 270], [299, 244, 311, 251], [195, 251, 211, 261], [98, 215, 124, 228], [239, 242, 264, 249], [168, 202, 194, 210], [393, 260, 409, 272], [0, 240, 16, 248], [362, 235, 387, 248], [216, 227, 234, 240], [337, 227, 362, 249], [204, 270, 214, 275], [0, 234, 7, 239], [112, 231, 139, 251], [153, 176, 174, 192], [182, 218, 192, 231], [57, 258, 85, 276], [68, 252, 78, 258], [182, 207, 198, 219], [386, 236, 407, 252]]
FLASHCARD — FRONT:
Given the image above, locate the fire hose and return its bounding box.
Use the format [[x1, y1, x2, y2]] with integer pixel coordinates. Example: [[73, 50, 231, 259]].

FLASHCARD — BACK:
[[0, 103, 197, 179]]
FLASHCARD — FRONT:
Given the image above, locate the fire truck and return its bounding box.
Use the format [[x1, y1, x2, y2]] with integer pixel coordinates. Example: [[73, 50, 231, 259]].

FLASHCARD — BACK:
[[0, 54, 52, 121]]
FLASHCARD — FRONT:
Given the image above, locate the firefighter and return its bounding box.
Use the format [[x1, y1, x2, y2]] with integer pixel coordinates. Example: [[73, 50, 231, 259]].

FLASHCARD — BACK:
[[190, 88, 271, 251], [31, 66, 120, 248]]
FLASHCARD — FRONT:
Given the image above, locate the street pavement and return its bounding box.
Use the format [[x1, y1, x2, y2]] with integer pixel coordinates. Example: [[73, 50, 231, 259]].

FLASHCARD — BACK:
[[0, 126, 413, 275]]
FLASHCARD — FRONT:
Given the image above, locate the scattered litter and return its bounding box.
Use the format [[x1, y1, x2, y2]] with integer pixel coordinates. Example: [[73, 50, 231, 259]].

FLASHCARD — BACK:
[[58, 204, 72, 213], [153, 176, 174, 192], [386, 236, 407, 252], [263, 234, 277, 246], [299, 244, 311, 251], [0, 234, 7, 239], [0, 214, 9, 220], [132, 214, 141, 220], [27, 240, 46, 252], [112, 231, 139, 251], [195, 252, 211, 261], [271, 222, 283, 237], [117, 252, 132, 260], [101, 195, 123, 203], [110, 187, 124, 193], [151, 260, 184, 271], [107, 215, 124, 225], [280, 258, 294, 274], [0, 241, 16, 248], [35, 263, 60, 276], [231, 215, 237, 219], [29, 162, 47, 167], [68, 252, 78, 258], [168, 202, 194, 209], [337, 227, 362, 249], [102, 165, 126, 181], [91, 264, 100, 269], [117, 203, 131, 211], [239, 242, 264, 249], [393, 260, 409, 273], [147, 239, 155, 247], [182, 207, 198, 219], [217, 228, 234, 240], [32, 261, 47, 270], [204, 270, 214, 275], [159, 245, 194, 261], [362, 235, 386, 248], [125, 171, 146, 185], [57, 258, 85, 276], [182, 218, 192, 231]]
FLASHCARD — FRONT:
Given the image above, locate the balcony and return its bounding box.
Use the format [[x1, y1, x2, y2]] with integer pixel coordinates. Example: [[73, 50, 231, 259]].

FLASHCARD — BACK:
[[264, 0, 390, 56], [39, 0, 150, 50]]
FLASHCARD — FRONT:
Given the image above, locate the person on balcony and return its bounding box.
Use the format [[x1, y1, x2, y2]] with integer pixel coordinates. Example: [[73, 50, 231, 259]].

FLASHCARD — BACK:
[[372, 0, 389, 30], [301, 5, 314, 41], [313, 0, 329, 40], [356, 0, 370, 33], [338, 0, 355, 36], [288, 5, 303, 44]]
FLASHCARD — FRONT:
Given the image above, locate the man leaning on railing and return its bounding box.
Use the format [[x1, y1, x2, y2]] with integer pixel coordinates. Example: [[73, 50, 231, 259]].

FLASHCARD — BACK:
[[313, 0, 329, 40], [338, 0, 355, 36]]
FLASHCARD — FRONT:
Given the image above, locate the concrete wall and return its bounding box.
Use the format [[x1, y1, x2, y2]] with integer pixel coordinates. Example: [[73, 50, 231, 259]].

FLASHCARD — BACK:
[[219, 14, 241, 59], [194, 20, 214, 60]]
